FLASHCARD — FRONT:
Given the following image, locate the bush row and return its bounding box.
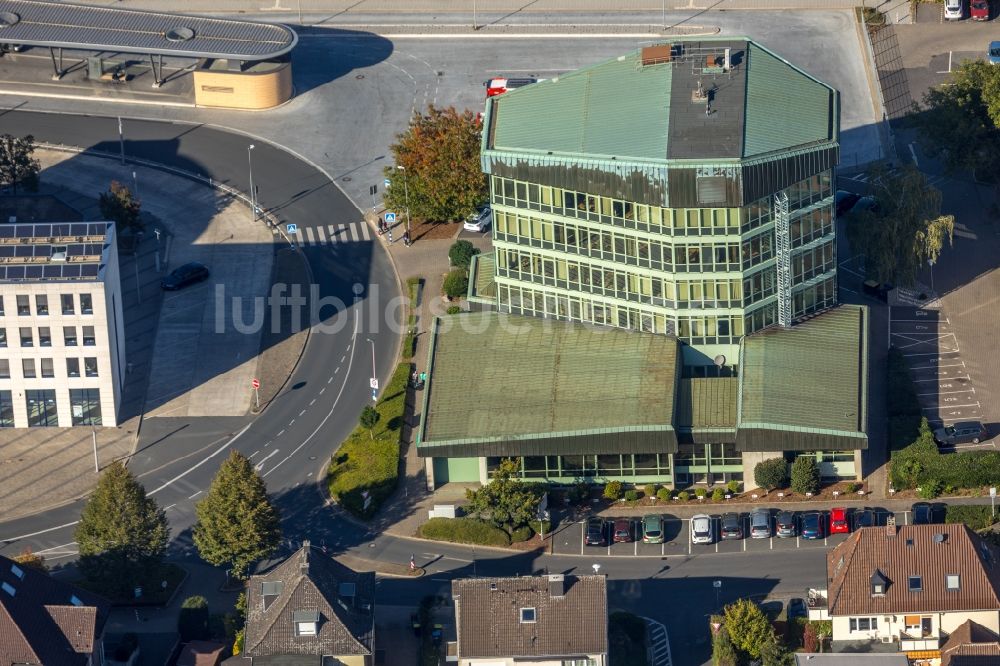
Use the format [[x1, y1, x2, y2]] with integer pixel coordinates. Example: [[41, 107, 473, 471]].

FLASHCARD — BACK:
[[603, 481, 742, 502], [945, 504, 998, 531], [419, 517, 511, 546]]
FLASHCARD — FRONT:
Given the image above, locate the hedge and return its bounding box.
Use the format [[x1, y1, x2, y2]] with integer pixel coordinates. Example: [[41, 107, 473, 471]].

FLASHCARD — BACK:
[[890, 419, 1000, 490], [945, 505, 998, 531], [509, 525, 534, 542], [327, 363, 410, 518], [419, 518, 511, 546]]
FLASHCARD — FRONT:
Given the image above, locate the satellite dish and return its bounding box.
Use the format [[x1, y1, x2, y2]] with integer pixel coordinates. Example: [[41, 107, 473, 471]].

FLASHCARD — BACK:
[[714, 355, 726, 368], [933, 533, 946, 544]]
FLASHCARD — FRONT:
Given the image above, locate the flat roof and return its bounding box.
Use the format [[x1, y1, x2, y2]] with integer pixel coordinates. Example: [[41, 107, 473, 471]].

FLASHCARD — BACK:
[[0, 221, 113, 282], [0, 0, 297, 61]]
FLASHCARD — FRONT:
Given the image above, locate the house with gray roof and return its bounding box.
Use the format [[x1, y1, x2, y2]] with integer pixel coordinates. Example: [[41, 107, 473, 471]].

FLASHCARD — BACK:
[[0, 553, 110, 665], [224, 541, 374, 666], [449, 574, 607, 665]]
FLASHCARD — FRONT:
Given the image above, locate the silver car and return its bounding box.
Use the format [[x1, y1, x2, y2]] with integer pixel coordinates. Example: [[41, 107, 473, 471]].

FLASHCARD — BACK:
[[750, 508, 771, 539], [463, 203, 493, 232], [691, 514, 713, 545]]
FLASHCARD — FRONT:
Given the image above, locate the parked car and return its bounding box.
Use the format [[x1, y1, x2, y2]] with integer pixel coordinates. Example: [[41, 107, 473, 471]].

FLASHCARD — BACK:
[[484, 76, 539, 98], [911, 502, 934, 525], [584, 517, 606, 547], [463, 203, 493, 232], [750, 508, 771, 539], [801, 512, 824, 539], [830, 507, 850, 534], [788, 597, 808, 620], [776, 510, 797, 538], [971, 0, 990, 19], [691, 514, 713, 544], [862, 279, 893, 302], [990, 41, 1000, 65], [934, 421, 986, 446], [642, 514, 664, 544], [160, 262, 210, 291], [835, 190, 861, 216], [945, 0, 964, 19], [721, 512, 743, 540], [853, 508, 875, 531], [612, 518, 632, 543]]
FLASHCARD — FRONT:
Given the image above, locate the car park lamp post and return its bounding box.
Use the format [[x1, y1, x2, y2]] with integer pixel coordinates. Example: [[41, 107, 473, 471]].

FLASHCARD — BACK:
[[366, 337, 377, 400], [397, 165, 411, 234], [247, 144, 257, 222], [928, 258, 935, 293]]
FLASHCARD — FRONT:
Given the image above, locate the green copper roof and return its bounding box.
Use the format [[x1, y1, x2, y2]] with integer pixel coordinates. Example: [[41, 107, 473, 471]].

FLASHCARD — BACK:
[[467, 252, 496, 303], [419, 312, 680, 453], [737, 304, 869, 451], [676, 377, 739, 429], [743, 42, 838, 158]]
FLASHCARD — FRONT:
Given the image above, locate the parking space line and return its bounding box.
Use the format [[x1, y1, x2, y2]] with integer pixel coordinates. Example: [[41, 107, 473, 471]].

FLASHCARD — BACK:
[[742, 537, 746, 552], [923, 403, 980, 410], [919, 389, 977, 396], [661, 542, 665, 556], [580, 521, 585, 556], [634, 539, 638, 556], [688, 519, 692, 555]]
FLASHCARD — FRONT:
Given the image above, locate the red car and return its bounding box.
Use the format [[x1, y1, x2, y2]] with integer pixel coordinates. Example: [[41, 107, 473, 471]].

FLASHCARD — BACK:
[[830, 507, 850, 534], [612, 518, 632, 543], [971, 0, 990, 20], [484, 77, 539, 98]]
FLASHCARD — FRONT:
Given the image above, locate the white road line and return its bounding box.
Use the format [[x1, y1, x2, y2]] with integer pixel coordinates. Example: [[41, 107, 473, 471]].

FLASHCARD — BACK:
[[1, 521, 81, 542], [277, 429, 285, 436], [149, 423, 252, 496], [350, 225, 359, 242], [264, 311, 360, 478], [34, 541, 78, 554], [165, 503, 177, 511], [918, 390, 977, 396], [188, 490, 203, 500], [360, 223, 371, 240], [254, 449, 281, 470], [328, 377, 333, 384], [327, 224, 339, 243], [303, 226, 316, 244], [298, 409, 306, 417], [249, 450, 261, 458], [309, 398, 316, 406], [316, 225, 327, 243], [319, 387, 325, 395], [340, 355, 346, 363], [923, 403, 981, 410], [908, 143, 919, 167]]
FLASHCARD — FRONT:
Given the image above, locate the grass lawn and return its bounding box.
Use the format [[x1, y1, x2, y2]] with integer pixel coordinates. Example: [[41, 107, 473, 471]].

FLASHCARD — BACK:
[[327, 362, 410, 518]]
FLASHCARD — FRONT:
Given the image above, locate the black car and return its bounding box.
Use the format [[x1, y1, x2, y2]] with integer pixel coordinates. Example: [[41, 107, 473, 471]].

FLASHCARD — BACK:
[[911, 502, 934, 525], [776, 510, 797, 538], [801, 512, 824, 539], [584, 517, 606, 547], [788, 598, 807, 620], [853, 508, 875, 531], [835, 190, 861, 216], [161, 262, 210, 290], [721, 512, 743, 540]]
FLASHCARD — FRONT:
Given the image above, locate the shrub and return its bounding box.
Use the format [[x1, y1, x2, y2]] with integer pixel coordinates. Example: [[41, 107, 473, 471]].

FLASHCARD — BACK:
[[509, 525, 534, 542], [945, 504, 997, 530], [695, 488, 707, 499], [644, 484, 659, 499], [448, 239, 479, 269], [419, 517, 510, 546], [624, 489, 639, 502], [726, 480, 741, 495], [443, 269, 469, 299], [890, 418, 1000, 490], [844, 482, 861, 494], [918, 479, 942, 499], [790, 456, 820, 495], [446, 305, 461, 314], [677, 490, 690, 502], [179, 596, 210, 642], [754, 457, 788, 491], [327, 363, 409, 518], [603, 480, 624, 500], [656, 487, 672, 502], [568, 482, 590, 505], [529, 519, 552, 536], [711, 488, 726, 502]]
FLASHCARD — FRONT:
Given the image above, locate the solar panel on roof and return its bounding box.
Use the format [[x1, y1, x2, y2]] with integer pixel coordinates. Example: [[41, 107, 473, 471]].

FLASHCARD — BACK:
[[0, 227, 13, 238], [79, 264, 99, 277], [63, 265, 81, 277], [25, 266, 42, 278], [6, 266, 24, 279]]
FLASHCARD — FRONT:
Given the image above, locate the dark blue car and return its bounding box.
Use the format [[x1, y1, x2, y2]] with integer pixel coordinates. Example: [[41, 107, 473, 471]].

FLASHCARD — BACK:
[[801, 512, 824, 540]]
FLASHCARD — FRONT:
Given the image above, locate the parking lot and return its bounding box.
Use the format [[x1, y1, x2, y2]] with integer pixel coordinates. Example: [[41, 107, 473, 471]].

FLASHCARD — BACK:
[[550, 508, 928, 558]]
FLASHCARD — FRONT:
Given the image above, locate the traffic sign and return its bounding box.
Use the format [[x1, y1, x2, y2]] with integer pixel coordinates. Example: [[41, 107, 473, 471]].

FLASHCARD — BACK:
[[384, 178, 391, 187], [370, 388, 377, 402], [713, 580, 722, 588], [286, 223, 298, 234], [991, 487, 996, 498], [384, 212, 396, 224], [251, 378, 260, 389], [370, 377, 379, 390]]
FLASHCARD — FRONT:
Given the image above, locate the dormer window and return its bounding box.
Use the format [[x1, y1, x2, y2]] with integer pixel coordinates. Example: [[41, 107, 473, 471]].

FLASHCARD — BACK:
[[261, 581, 283, 610], [520, 607, 536, 623], [946, 574, 960, 591], [10, 564, 23, 580], [908, 576, 923, 592], [870, 569, 888, 596], [293, 609, 320, 636], [70, 595, 83, 606]]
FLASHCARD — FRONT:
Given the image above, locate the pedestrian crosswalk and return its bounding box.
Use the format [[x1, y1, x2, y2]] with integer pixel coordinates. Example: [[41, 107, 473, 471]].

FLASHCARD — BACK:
[[842, 169, 945, 188], [295, 222, 372, 246]]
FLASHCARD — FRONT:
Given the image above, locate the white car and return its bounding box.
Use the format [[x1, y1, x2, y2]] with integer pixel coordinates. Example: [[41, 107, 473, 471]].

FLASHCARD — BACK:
[[945, 0, 964, 20], [463, 204, 492, 232], [691, 513, 714, 544]]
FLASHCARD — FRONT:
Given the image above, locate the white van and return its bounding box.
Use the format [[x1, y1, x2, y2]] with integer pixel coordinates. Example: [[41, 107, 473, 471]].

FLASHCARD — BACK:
[[945, 0, 964, 20]]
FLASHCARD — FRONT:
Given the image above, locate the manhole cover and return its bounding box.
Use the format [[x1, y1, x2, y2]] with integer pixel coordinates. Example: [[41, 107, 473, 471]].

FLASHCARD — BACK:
[[355, 74, 365, 80], [0, 12, 19, 28], [342, 176, 352, 182], [165, 26, 195, 42]]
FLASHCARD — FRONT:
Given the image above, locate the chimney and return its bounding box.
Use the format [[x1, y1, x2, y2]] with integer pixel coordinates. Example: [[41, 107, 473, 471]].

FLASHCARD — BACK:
[[724, 47, 731, 72], [548, 574, 566, 598], [300, 540, 311, 574], [885, 514, 896, 537]]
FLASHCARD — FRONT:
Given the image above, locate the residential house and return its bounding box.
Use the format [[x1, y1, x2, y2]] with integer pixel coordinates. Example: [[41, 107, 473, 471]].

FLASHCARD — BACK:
[[0, 553, 110, 665], [223, 541, 374, 666], [940, 619, 1000, 666], [808, 524, 1000, 655], [449, 574, 607, 666]]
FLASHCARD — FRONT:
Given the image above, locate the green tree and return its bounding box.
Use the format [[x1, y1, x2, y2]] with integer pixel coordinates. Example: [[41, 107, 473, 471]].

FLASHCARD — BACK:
[[359, 404, 379, 440], [465, 458, 543, 529], [790, 455, 821, 495], [178, 595, 210, 641], [711, 623, 738, 666], [193, 451, 282, 580], [0, 134, 40, 194], [760, 631, 793, 666], [443, 269, 469, 299], [723, 598, 773, 661], [914, 60, 1000, 176], [448, 239, 480, 269], [603, 480, 624, 500], [845, 164, 953, 287], [99, 180, 144, 236], [384, 105, 487, 223], [754, 457, 788, 491], [75, 461, 169, 599]]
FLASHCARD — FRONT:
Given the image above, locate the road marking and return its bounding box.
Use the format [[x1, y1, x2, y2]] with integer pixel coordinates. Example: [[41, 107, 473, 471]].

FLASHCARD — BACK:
[[264, 312, 360, 478], [33, 541, 78, 554], [298, 409, 306, 417], [148, 423, 252, 497], [188, 490, 203, 499], [919, 390, 976, 396], [316, 226, 327, 243], [249, 450, 260, 458], [303, 227, 315, 244], [328, 377, 333, 384], [165, 503, 177, 511], [1, 521, 81, 542], [319, 387, 325, 395], [908, 142, 919, 167], [340, 355, 346, 363], [254, 449, 281, 470], [309, 399, 316, 406], [923, 403, 980, 409]]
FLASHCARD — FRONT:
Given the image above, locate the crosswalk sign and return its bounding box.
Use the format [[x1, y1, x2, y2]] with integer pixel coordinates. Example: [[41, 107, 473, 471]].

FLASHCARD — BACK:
[[384, 212, 396, 224], [286, 223, 298, 234]]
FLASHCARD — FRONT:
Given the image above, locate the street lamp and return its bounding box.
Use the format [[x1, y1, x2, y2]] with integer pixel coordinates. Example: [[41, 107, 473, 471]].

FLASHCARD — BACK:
[[247, 144, 257, 222], [366, 337, 377, 401], [396, 165, 411, 234], [928, 258, 935, 294]]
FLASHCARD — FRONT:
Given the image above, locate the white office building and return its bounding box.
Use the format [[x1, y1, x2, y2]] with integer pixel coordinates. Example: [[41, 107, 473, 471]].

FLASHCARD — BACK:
[[0, 222, 125, 427]]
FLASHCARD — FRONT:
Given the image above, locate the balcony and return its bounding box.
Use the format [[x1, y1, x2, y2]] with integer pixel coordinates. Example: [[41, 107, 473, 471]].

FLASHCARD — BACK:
[[900, 636, 939, 652], [807, 588, 829, 621]]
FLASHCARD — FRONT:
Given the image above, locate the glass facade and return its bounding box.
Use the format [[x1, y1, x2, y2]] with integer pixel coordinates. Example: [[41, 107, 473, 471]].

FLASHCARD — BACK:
[[25, 389, 58, 427], [490, 170, 837, 348], [70, 388, 102, 426]]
